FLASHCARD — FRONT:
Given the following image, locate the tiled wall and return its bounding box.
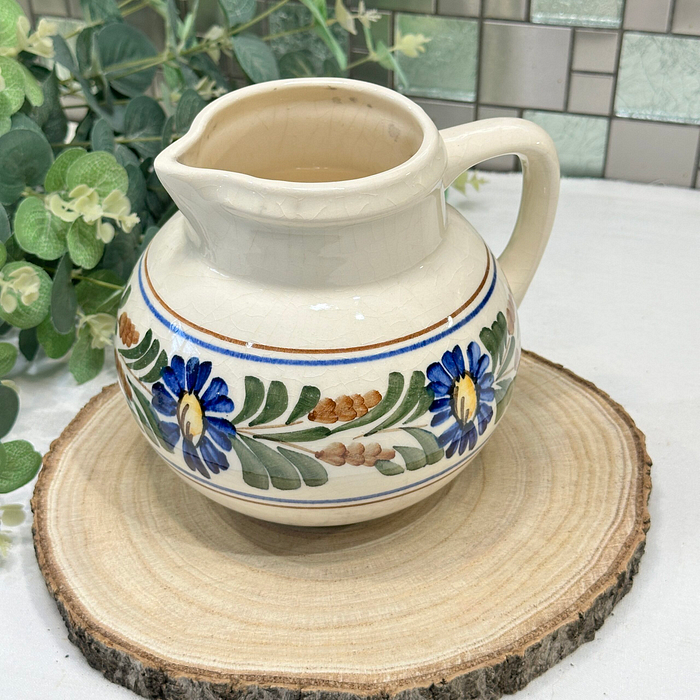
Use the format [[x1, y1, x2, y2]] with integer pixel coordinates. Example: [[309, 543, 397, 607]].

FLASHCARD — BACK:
[[26, 0, 700, 186]]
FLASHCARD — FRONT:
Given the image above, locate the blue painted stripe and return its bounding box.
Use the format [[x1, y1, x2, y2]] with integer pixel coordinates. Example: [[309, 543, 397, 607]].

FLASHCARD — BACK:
[[137, 255, 498, 367], [161, 440, 487, 506]]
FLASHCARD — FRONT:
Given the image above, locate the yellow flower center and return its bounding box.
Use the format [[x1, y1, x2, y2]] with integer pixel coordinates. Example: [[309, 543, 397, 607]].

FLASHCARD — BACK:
[[452, 374, 477, 426], [178, 393, 204, 446]]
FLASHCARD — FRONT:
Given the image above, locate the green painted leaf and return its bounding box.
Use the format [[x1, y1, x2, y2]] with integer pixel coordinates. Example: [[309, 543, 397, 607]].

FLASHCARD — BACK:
[[13, 196, 68, 260], [331, 372, 405, 435], [67, 219, 104, 270], [128, 337, 159, 370], [20, 64, 43, 107], [286, 385, 321, 424], [98, 23, 158, 98], [19, 326, 38, 360], [0, 261, 52, 329], [0, 383, 19, 439], [76, 269, 124, 314], [0, 0, 24, 50], [175, 89, 205, 135], [218, 0, 255, 25], [0, 341, 16, 376], [394, 445, 427, 471], [254, 426, 331, 443], [36, 314, 75, 359], [249, 380, 288, 427], [231, 437, 269, 490], [0, 439, 42, 492], [402, 427, 443, 465], [90, 118, 115, 152], [298, 0, 347, 70], [232, 34, 280, 83], [0, 57, 26, 118], [279, 50, 315, 79], [0, 128, 53, 205], [69, 326, 104, 384], [240, 435, 301, 490], [366, 371, 425, 436], [140, 349, 167, 383], [375, 459, 404, 476], [119, 328, 151, 359], [130, 383, 174, 452], [51, 254, 77, 334], [66, 151, 128, 197], [481, 312, 508, 372], [123, 95, 166, 158], [231, 375, 264, 424], [0, 203, 9, 242], [479, 327, 498, 370], [404, 385, 434, 424], [496, 379, 515, 424], [44, 148, 86, 193], [277, 447, 328, 487]]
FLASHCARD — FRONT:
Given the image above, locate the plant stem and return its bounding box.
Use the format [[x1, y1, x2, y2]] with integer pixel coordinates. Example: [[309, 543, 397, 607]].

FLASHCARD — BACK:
[[262, 18, 337, 42], [63, 0, 150, 39], [346, 54, 373, 70], [71, 274, 124, 290]]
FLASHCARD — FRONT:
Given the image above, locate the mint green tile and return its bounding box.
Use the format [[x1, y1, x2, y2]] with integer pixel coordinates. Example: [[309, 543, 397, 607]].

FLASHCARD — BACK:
[[371, 0, 434, 11], [523, 111, 609, 177], [615, 33, 700, 125], [531, 0, 623, 28], [395, 14, 478, 101], [350, 12, 392, 52]]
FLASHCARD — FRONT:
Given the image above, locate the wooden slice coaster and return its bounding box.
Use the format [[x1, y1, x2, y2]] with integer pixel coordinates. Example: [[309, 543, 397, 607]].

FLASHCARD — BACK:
[[32, 352, 651, 700]]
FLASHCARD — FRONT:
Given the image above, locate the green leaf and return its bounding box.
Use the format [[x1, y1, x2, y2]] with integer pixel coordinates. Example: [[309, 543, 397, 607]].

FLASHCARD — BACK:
[[51, 254, 77, 334], [0, 0, 24, 50], [139, 349, 167, 383], [231, 375, 264, 424], [496, 378, 515, 424], [51, 33, 78, 74], [0, 203, 9, 242], [393, 445, 427, 471], [161, 115, 173, 151], [90, 118, 115, 152], [0, 341, 16, 376], [66, 151, 128, 197], [0, 128, 53, 205], [240, 435, 301, 490], [13, 196, 68, 260], [118, 327, 151, 358], [0, 261, 52, 329], [0, 57, 26, 118], [69, 325, 104, 384], [231, 437, 269, 490], [218, 0, 255, 25], [286, 385, 321, 424], [67, 219, 104, 270], [231, 34, 280, 83], [18, 326, 38, 360], [331, 372, 405, 435], [277, 447, 328, 487], [98, 23, 158, 97], [254, 426, 331, 443], [374, 41, 407, 87], [0, 439, 42, 493], [19, 64, 43, 107], [125, 163, 146, 213], [123, 95, 166, 158], [278, 50, 316, 79], [113, 143, 139, 169], [127, 337, 159, 370], [174, 89, 205, 135], [27, 68, 66, 144], [36, 314, 75, 359], [375, 459, 404, 476], [249, 380, 288, 426], [10, 112, 42, 135], [44, 147, 86, 193], [366, 371, 425, 436], [299, 0, 347, 70], [0, 383, 19, 439], [0, 240, 4, 268], [76, 269, 124, 314], [80, 0, 122, 22], [401, 427, 444, 465]]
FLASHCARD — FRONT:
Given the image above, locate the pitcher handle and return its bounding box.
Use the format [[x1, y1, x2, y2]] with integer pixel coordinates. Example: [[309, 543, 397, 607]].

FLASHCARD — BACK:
[[440, 118, 560, 307]]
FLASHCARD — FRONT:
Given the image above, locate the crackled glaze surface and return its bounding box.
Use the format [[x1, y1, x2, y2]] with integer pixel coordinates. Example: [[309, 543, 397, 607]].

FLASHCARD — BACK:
[[114, 78, 559, 525]]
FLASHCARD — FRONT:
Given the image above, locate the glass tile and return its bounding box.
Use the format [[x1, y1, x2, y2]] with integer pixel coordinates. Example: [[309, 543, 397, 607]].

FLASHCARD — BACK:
[[395, 14, 478, 101], [523, 111, 609, 177], [615, 33, 700, 125], [371, 0, 434, 12], [531, 0, 623, 28], [350, 12, 392, 52]]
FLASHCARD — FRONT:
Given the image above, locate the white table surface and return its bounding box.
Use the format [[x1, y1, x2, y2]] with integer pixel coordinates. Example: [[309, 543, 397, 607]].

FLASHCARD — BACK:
[[1, 173, 699, 699]]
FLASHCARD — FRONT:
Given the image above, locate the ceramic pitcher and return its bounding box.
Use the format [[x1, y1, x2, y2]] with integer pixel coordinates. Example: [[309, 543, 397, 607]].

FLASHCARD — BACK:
[[114, 78, 559, 526]]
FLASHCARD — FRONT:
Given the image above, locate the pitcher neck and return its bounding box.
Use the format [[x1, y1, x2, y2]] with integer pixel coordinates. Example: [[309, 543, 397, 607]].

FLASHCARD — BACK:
[[180, 191, 447, 287]]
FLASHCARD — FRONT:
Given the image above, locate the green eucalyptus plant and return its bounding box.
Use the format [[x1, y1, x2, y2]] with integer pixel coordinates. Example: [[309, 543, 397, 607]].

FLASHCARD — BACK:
[[0, 0, 431, 498]]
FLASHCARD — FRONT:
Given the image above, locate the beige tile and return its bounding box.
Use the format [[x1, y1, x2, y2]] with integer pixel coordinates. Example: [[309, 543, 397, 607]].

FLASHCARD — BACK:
[[572, 29, 619, 72], [477, 105, 519, 119], [568, 73, 614, 115], [483, 0, 527, 20], [479, 22, 571, 110], [31, 0, 68, 16], [672, 0, 700, 36], [413, 99, 475, 129], [623, 0, 672, 31], [438, 0, 480, 16], [605, 119, 700, 186]]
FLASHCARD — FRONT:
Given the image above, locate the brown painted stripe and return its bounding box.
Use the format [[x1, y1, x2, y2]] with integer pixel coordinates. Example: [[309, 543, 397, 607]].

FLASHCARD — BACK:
[[142, 242, 492, 355]]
